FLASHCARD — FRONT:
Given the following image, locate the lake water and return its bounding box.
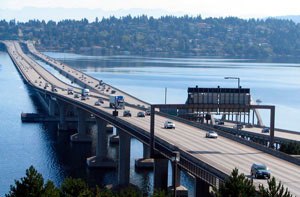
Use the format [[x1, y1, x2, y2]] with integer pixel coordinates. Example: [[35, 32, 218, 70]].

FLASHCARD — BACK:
[[0, 50, 300, 196], [46, 52, 300, 131]]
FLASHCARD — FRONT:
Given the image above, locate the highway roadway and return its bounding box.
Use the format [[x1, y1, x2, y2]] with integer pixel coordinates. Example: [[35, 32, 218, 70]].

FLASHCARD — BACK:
[[26, 41, 149, 108], [223, 122, 300, 142], [4, 41, 300, 195]]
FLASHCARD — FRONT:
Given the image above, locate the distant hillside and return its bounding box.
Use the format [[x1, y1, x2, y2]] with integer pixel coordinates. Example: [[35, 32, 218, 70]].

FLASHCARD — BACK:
[[1, 15, 300, 58], [274, 15, 300, 24], [0, 7, 184, 22]]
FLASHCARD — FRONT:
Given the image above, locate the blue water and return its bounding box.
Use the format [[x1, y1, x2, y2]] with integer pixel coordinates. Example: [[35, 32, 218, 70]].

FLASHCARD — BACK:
[[1, 50, 300, 196], [47, 53, 300, 132]]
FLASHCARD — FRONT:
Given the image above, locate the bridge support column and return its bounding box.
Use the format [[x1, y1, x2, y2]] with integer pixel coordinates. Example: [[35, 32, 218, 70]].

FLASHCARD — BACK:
[[135, 143, 154, 169], [48, 98, 56, 116], [58, 100, 67, 131], [195, 177, 210, 197], [168, 167, 188, 197], [110, 127, 119, 144], [154, 158, 168, 192], [106, 124, 114, 133], [87, 118, 116, 168], [118, 130, 131, 186], [70, 108, 92, 142]]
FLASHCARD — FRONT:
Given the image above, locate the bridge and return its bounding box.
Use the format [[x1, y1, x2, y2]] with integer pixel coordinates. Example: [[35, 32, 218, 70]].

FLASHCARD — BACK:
[[2, 40, 300, 196]]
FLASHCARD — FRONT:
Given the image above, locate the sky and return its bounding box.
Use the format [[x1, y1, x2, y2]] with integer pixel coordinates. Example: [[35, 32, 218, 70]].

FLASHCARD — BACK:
[[1, 0, 300, 19]]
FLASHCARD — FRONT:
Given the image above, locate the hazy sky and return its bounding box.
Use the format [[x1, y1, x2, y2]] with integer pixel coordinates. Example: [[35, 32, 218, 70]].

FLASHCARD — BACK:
[[1, 0, 300, 18]]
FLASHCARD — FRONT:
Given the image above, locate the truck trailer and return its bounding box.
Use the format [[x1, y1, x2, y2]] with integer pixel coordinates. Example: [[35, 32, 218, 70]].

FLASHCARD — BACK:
[[109, 95, 125, 109]]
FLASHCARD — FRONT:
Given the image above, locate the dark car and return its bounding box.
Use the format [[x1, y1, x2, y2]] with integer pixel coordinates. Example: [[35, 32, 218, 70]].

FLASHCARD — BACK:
[[98, 98, 104, 104], [262, 127, 270, 133], [145, 109, 151, 116], [233, 124, 243, 130], [123, 110, 132, 117], [137, 111, 145, 117], [245, 123, 253, 128], [251, 163, 271, 179], [217, 120, 224, 125]]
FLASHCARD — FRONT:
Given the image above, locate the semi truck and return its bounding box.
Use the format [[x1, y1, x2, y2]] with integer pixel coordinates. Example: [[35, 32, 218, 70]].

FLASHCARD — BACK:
[[81, 88, 90, 96], [109, 95, 125, 109]]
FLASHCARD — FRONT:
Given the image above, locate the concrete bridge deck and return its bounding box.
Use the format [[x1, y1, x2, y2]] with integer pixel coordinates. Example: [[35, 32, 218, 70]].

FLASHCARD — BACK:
[[3, 40, 300, 195], [222, 122, 300, 142], [26, 41, 150, 109]]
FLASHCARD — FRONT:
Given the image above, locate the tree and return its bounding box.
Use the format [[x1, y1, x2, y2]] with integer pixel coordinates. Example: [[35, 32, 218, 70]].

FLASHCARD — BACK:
[[5, 166, 60, 197], [258, 177, 293, 197], [151, 189, 168, 197], [215, 168, 256, 197], [60, 177, 93, 197], [279, 142, 300, 155], [94, 186, 116, 197]]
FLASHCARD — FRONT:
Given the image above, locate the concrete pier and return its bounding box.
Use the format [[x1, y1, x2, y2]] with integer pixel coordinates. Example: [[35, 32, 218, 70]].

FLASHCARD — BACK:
[[70, 108, 92, 142], [58, 100, 67, 131], [48, 98, 57, 116], [168, 167, 188, 197], [106, 124, 114, 133], [87, 118, 116, 168], [118, 130, 131, 186], [135, 143, 154, 169], [110, 127, 120, 144], [154, 158, 168, 192], [195, 177, 210, 197]]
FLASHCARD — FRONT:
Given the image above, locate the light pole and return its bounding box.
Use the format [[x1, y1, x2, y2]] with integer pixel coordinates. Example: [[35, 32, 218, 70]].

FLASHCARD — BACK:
[[224, 77, 240, 90], [164, 87, 167, 104], [224, 77, 241, 128]]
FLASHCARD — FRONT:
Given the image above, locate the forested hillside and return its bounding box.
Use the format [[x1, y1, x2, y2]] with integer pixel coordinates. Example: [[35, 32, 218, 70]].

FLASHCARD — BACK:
[[1, 15, 300, 57]]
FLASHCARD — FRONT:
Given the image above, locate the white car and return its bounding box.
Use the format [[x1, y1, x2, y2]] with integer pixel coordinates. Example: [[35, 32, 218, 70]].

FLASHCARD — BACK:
[[94, 101, 101, 106], [206, 131, 218, 138], [164, 120, 175, 129]]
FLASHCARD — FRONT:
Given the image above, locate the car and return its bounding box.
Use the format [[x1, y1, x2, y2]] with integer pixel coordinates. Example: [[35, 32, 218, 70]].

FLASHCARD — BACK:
[[74, 94, 79, 98], [137, 111, 145, 117], [262, 127, 270, 133], [111, 90, 116, 94], [206, 130, 218, 138], [245, 123, 253, 128], [233, 124, 243, 130], [164, 120, 175, 129], [217, 120, 224, 125], [94, 101, 101, 106], [81, 96, 86, 100], [123, 110, 132, 117], [67, 88, 74, 95], [251, 163, 271, 179], [145, 109, 151, 116], [98, 98, 104, 104]]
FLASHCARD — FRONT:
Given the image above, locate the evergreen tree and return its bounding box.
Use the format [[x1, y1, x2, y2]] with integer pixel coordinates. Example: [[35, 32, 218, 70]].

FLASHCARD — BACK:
[[215, 168, 256, 197], [258, 177, 293, 197], [5, 166, 60, 197], [60, 177, 93, 197]]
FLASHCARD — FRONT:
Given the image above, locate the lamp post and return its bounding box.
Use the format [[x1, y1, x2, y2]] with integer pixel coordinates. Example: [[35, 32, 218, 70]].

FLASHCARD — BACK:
[[224, 77, 240, 91], [171, 151, 180, 197], [164, 87, 167, 104], [224, 77, 241, 128]]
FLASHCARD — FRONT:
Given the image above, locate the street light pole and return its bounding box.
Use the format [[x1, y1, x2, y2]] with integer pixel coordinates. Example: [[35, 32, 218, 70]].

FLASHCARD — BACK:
[[165, 87, 167, 104]]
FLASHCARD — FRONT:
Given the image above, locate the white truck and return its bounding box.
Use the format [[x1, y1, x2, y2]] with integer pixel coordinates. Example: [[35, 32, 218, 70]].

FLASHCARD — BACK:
[[109, 95, 125, 109], [81, 88, 90, 96]]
